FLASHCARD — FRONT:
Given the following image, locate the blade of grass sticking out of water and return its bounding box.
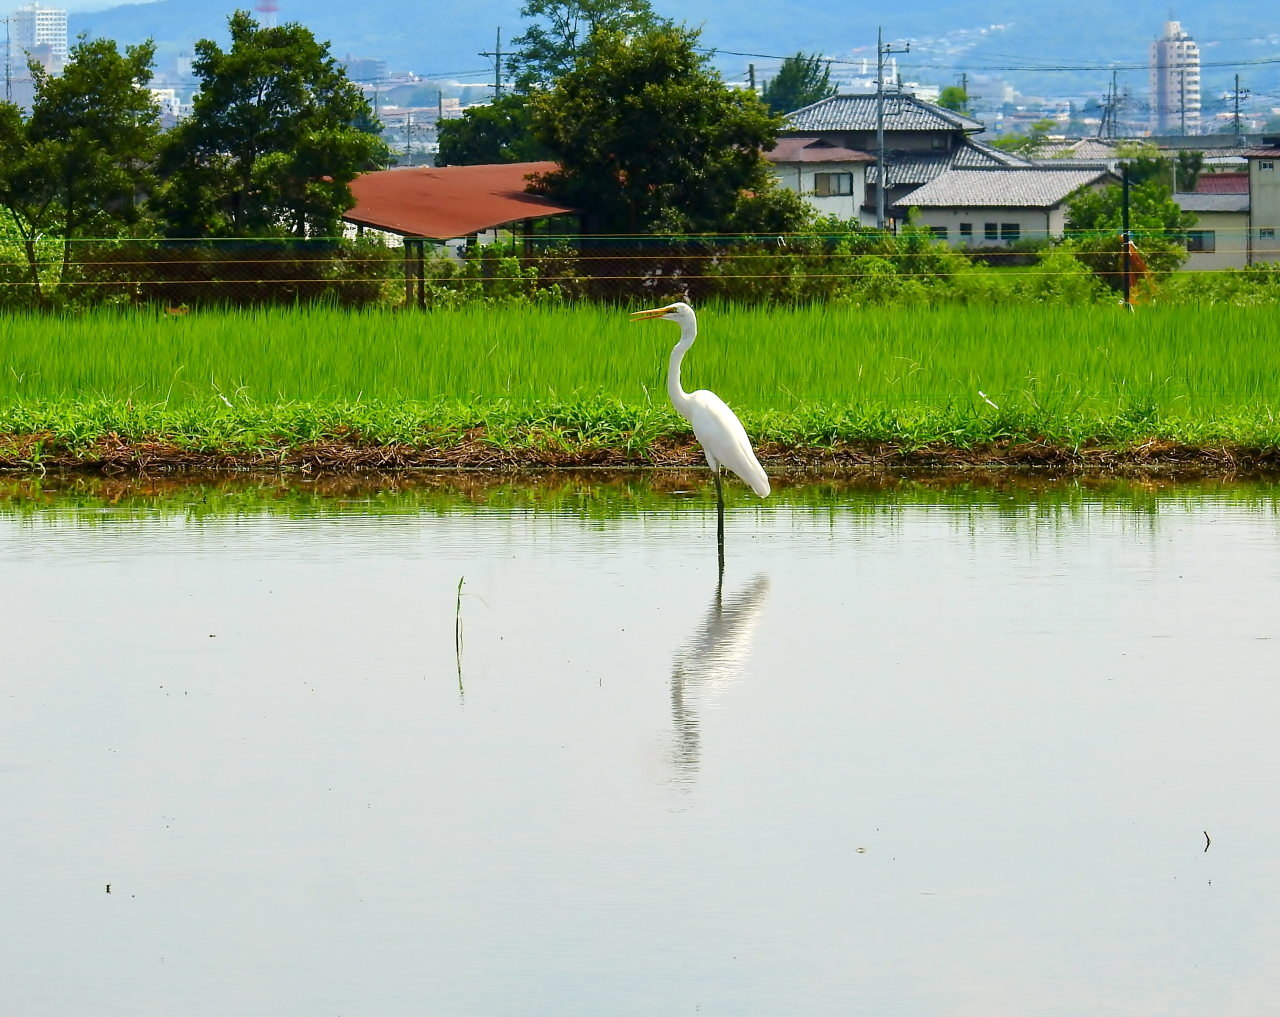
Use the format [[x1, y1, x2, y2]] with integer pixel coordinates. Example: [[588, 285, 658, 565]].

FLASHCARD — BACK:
[[455, 576, 465, 697]]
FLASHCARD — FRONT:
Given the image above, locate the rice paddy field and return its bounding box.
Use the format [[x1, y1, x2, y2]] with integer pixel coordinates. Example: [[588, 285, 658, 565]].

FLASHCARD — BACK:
[[1, 302, 1279, 471]]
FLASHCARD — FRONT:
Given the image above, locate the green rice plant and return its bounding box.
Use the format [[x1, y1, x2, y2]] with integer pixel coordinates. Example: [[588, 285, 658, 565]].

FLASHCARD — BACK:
[[1, 303, 1279, 457]]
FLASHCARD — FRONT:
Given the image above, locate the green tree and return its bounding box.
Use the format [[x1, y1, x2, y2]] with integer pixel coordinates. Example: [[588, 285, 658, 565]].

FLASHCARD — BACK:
[[1111, 142, 1203, 192], [437, 94, 551, 165], [936, 85, 969, 115], [507, 0, 668, 90], [0, 35, 161, 300], [1064, 177, 1193, 287], [528, 25, 804, 235], [1174, 150, 1204, 191], [760, 53, 835, 115], [156, 11, 387, 238], [989, 117, 1057, 155]]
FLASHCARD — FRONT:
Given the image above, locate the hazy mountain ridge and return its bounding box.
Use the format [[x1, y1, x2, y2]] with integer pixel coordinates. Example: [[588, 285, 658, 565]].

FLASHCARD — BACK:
[[69, 0, 1279, 104]]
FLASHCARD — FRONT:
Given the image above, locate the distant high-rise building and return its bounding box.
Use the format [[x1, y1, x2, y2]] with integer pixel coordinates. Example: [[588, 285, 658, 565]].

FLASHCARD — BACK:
[[1150, 20, 1201, 134], [11, 3, 68, 71]]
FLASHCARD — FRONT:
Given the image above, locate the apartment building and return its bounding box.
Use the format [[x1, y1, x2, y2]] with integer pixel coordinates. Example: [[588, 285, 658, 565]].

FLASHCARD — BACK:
[[1150, 21, 1201, 135]]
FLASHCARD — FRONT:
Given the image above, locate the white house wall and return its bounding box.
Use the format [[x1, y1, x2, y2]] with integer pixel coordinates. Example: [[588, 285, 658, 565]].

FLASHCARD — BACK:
[[902, 206, 1060, 246], [769, 162, 868, 222]]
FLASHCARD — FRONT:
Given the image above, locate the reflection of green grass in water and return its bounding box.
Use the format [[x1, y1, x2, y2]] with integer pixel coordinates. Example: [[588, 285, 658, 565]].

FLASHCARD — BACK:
[[6, 471, 1280, 526], [2, 303, 1280, 455]]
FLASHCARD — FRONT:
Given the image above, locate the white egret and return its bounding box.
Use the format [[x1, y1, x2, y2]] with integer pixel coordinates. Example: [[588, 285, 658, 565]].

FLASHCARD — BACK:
[[630, 301, 769, 557]]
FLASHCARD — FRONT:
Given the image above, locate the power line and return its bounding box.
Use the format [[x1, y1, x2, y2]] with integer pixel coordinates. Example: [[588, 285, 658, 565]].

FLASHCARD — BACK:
[[698, 46, 1280, 75]]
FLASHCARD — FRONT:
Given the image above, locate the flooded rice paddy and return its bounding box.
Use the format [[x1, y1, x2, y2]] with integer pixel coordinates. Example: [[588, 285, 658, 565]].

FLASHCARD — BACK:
[[2, 471, 1279, 1017]]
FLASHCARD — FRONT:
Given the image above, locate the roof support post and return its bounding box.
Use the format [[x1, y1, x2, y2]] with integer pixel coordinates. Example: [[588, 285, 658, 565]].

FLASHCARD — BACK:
[[404, 240, 414, 307], [403, 238, 426, 309], [417, 240, 426, 308]]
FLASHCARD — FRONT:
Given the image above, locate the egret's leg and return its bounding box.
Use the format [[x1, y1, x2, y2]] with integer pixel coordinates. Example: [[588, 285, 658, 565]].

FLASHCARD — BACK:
[[713, 468, 725, 571]]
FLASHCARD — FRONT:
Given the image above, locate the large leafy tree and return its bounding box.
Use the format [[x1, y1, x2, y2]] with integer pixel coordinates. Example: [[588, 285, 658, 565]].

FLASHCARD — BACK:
[[0, 35, 161, 299], [443, 0, 668, 163], [528, 25, 805, 234], [760, 53, 836, 115], [507, 0, 668, 90], [156, 10, 386, 238], [437, 94, 551, 165]]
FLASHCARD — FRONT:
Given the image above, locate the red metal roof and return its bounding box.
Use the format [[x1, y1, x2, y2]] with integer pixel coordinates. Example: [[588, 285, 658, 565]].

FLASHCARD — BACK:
[[1195, 172, 1250, 194], [344, 162, 576, 239]]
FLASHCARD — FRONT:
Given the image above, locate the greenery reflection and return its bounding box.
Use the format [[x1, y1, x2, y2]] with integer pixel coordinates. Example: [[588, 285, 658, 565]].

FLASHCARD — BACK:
[[6, 469, 1280, 528]]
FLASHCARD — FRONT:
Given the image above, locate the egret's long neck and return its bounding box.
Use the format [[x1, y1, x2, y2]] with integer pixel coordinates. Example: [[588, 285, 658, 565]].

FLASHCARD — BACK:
[[666, 320, 697, 420]]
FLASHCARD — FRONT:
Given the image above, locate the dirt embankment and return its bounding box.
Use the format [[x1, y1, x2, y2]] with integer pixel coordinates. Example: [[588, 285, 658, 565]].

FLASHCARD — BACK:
[[3, 431, 1280, 477]]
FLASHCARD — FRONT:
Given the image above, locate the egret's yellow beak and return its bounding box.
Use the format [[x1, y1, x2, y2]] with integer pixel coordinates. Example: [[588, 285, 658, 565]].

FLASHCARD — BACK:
[[629, 305, 671, 321]]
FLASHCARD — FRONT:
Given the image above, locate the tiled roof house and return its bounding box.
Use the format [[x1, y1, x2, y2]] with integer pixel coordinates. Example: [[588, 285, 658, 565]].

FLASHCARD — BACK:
[[765, 93, 1032, 228], [893, 167, 1116, 246]]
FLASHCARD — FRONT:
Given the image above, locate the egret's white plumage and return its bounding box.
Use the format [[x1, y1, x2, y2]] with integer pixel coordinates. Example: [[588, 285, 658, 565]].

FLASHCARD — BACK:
[[630, 301, 770, 498]]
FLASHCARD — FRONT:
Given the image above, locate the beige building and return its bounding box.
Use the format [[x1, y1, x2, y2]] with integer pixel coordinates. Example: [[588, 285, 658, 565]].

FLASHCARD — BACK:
[[1174, 193, 1250, 270], [1248, 146, 1280, 263], [1150, 21, 1201, 135]]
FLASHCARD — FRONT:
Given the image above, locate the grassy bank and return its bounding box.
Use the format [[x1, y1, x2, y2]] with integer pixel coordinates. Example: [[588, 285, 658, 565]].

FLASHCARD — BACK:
[[2, 303, 1279, 472]]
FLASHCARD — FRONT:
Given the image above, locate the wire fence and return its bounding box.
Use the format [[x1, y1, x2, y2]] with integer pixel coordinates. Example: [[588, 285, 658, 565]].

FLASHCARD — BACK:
[[1, 229, 1278, 309]]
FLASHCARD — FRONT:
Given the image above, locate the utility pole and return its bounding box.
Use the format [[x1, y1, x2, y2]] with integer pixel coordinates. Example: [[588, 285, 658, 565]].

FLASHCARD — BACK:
[[479, 27, 504, 100], [1179, 70, 1186, 135], [1121, 166, 1133, 308], [4, 17, 11, 103], [748, 63, 755, 92], [875, 26, 909, 231], [1229, 74, 1250, 139], [1097, 70, 1120, 140], [953, 72, 979, 113]]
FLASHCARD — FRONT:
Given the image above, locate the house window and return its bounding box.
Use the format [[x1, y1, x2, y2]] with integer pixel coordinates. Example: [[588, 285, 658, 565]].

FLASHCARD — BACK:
[[1261, 161, 1275, 171], [929, 226, 948, 239], [813, 172, 854, 197], [1186, 230, 1216, 253], [983, 222, 998, 239], [959, 223, 973, 239], [1261, 228, 1277, 239], [1000, 223, 1021, 241]]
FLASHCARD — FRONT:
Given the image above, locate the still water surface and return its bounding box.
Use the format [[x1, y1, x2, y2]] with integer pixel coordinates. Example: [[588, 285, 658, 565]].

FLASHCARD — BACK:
[[2, 473, 1279, 1017]]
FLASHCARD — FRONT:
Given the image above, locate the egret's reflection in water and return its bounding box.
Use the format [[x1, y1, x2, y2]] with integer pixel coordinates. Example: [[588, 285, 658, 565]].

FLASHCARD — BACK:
[[669, 573, 770, 787]]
